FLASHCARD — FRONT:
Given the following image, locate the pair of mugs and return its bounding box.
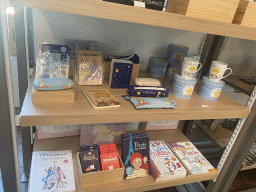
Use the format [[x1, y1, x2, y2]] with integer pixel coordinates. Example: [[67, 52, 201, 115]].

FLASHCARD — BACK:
[[181, 57, 232, 82]]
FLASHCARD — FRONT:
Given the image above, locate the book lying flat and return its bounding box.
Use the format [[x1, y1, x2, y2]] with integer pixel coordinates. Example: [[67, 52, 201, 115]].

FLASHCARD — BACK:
[[150, 141, 186, 182], [82, 89, 120, 109], [168, 142, 217, 175]]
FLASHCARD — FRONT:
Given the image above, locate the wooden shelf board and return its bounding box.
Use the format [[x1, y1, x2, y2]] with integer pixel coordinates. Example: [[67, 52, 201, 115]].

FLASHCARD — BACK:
[[20, 71, 250, 127], [241, 164, 256, 171], [12, 0, 256, 41], [31, 129, 218, 192]]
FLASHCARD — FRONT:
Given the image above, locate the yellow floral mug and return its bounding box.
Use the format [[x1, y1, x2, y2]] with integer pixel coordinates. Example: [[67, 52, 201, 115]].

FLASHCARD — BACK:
[[209, 61, 232, 82], [181, 57, 202, 80]]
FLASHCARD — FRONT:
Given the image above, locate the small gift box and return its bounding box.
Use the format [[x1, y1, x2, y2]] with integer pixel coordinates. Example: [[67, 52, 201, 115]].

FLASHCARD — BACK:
[[128, 82, 169, 97]]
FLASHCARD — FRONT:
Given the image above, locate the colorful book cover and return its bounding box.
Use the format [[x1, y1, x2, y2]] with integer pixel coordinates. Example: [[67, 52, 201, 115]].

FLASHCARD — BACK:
[[150, 141, 186, 182], [80, 123, 127, 145], [122, 133, 150, 179], [109, 59, 133, 88], [168, 142, 217, 175], [80, 150, 100, 174], [34, 150, 75, 192], [82, 89, 120, 109]]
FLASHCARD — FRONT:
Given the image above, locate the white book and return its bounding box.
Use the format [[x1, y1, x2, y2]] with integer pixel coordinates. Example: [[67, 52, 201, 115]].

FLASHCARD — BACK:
[[32, 150, 75, 192], [168, 142, 217, 175], [150, 141, 187, 182]]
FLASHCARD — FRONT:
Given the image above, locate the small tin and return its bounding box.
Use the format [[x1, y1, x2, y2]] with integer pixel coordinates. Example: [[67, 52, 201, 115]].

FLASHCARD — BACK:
[[171, 74, 197, 99], [166, 44, 189, 77], [149, 57, 168, 77], [198, 76, 225, 101]]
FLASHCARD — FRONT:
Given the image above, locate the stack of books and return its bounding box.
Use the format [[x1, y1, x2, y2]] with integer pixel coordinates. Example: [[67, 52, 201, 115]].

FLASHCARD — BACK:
[[168, 142, 217, 175], [150, 140, 187, 182]]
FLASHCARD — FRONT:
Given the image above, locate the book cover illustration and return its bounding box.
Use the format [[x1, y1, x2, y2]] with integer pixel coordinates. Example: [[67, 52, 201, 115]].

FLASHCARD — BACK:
[[109, 59, 133, 88], [80, 123, 127, 145], [82, 89, 120, 108], [168, 142, 217, 175], [80, 150, 100, 174], [35, 150, 75, 192], [100, 144, 120, 170], [150, 141, 186, 181], [122, 133, 150, 179]]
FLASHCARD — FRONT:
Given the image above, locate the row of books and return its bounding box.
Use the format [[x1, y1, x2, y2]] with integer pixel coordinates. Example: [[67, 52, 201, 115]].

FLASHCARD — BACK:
[[31, 138, 217, 191], [122, 132, 216, 182]]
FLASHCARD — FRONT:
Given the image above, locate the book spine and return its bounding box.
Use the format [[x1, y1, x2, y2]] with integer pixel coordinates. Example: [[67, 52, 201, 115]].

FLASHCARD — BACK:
[[150, 158, 161, 181]]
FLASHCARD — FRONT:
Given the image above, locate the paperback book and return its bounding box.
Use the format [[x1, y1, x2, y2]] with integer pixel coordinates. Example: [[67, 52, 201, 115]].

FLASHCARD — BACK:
[[32, 150, 75, 192], [122, 133, 150, 179], [150, 141, 186, 182], [82, 89, 120, 109], [168, 142, 217, 175]]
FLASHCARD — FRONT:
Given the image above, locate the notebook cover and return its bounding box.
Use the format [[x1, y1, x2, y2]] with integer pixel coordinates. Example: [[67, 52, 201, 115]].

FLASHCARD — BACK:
[[110, 60, 133, 88]]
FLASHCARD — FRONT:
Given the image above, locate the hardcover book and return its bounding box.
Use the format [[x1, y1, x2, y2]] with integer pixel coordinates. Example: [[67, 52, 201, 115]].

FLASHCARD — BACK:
[[33, 150, 75, 192], [149, 141, 186, 182], [82, 89, 120, 109], [109, 59, 133, 88], [168, 142, 217, 175], [80, 150, 101, 174], [122, 133, 150, 179]]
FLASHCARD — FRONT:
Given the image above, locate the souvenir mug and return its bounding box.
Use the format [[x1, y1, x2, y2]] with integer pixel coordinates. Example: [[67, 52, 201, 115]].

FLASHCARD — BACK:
[[209, 61, 232, 82], [181, 57, 202, 80]]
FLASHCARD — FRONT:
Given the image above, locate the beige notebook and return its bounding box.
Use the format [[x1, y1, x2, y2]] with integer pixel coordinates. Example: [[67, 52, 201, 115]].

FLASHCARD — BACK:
[[82, 89, 120, 109]]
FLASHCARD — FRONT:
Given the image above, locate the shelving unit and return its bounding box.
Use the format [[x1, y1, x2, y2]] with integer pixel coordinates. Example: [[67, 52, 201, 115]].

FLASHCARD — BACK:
[[11, 0, 256, 41], [20, 72, 250, 127], [3, 1, 256, 192], [32, 129, 218, 192]]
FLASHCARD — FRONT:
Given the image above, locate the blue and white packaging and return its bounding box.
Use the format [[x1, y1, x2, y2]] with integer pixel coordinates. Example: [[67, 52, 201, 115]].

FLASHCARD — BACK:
[[149, 57, 168, 77], [198, 76, 225, 101], [171, 74, 197, 99], [165, 44, 189, 77]]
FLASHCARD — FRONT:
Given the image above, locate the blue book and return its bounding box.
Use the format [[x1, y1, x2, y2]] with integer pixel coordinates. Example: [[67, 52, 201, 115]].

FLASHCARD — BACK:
[[109, 59, 133, 88], [122, 133, 151, 179]]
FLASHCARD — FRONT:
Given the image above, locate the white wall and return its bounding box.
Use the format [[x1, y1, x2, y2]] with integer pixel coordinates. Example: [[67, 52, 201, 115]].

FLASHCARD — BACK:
[[32, 8, 205, 70]]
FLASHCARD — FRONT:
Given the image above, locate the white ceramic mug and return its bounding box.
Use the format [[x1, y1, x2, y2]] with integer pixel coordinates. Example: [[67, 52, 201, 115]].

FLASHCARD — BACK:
[[181, 57, 202, 80], [209, 61, 232, 82]]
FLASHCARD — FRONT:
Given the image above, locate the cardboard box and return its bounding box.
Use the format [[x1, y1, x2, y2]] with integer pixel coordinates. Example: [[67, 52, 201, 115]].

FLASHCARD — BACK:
[[167, 0, 240, 23], [76, 152, 125, 188], [233, 0, 256, 28]]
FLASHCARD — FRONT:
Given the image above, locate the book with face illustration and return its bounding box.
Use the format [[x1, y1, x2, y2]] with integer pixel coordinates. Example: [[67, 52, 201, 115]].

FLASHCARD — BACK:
[[122, 133, 150, 179], [167, 142, 217, 175], [82, 89, 120, 109]]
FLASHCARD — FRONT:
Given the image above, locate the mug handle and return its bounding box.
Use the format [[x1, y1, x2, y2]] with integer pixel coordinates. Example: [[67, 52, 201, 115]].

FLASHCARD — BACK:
[[221, 68, 232, 79], [195, 63, 202, 73]]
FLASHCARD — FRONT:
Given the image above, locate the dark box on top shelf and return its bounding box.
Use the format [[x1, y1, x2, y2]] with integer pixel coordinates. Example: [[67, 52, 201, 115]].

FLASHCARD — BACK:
[[103, 0, 168, 11]]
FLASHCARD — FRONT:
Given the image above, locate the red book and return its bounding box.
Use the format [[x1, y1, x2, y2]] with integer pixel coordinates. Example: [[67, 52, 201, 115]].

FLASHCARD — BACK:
[[100, 144, 120, 170], [100, 143, 118, 155]]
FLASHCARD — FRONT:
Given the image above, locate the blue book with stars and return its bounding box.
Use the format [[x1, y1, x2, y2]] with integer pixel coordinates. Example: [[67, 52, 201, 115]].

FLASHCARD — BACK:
[[109, 59, 133, 88]]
